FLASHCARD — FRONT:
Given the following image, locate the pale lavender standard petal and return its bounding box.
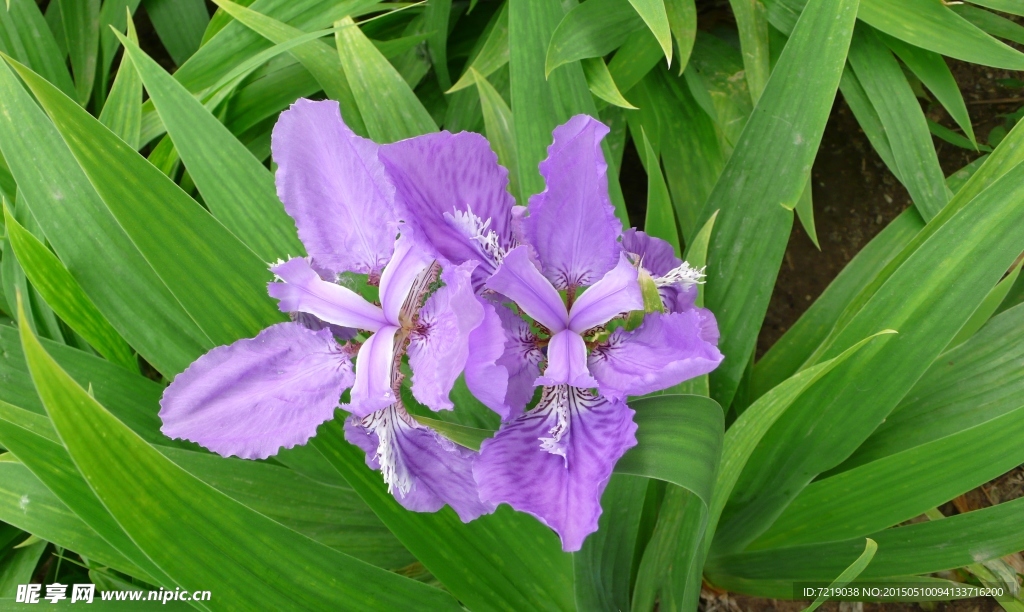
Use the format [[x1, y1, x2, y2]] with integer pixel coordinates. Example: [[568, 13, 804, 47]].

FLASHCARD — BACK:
[[379, 235, 435, 325], [272, 98, 397, 275], [525, 115, 622, 290], [474, 386, 638, 551], [269, 258, 388, 331], [349, 326, 400, 418], [485, 246, 568, 332], [620, 228, 679, 277], [408, 262, 484, 411], [494, 304, 544, 418], [589, 310, 724, 400], [379, 131, 516, 276], [465, 300, 512, 419], [568, 253, 642, 333], [347, 405, 495, 522], [160, 323, 353, 460], [536, 330, 596, 388]]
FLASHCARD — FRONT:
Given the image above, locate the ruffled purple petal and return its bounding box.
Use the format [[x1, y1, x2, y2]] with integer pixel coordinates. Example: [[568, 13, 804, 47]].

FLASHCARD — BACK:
[[347, 405, 495, 522], [661, 282, 699, 314], [269, 258, 388, 332], [272, 99, 397, 275], [524, 115, 621, 290], [159, 323, 352, 460], [567, 253, 642, 333], [536, 330, 597, 388], [589, 310, 724, 400], [379, 235, 435, 325], [465, 300, 512, 419], [349, 326, 400, 418], [379, 131, 516, 278], [494, 304, 544, 418], [474, 386, 638, 551], [485, 246, 568, 332], [620, 228, 680, 277], [407, 261, 483, 411]]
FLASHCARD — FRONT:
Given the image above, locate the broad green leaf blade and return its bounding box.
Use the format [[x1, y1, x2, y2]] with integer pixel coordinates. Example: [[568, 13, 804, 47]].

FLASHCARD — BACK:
[[837, 302, 1024, 472], [424, 0, 452, 89], [141, 0, 208, 65], [3, 206, 136, 371], [640, 130, 679, 251], [665, 0, 696, 74], [449, 1, 508, 92], [804, 539, 878, 612], [752, 208, 923, 397], [697, 0, 860, 409], [967, 0, 1024, 17], [750, 401, 1024, 550], [952, 3, 1024, 46], [0, 55, 210, 376], [573, 474, 648, 612], [57, 0, 99, 105], [210, 0, 367, 138], [707, 497, 1024, 588], [632, 485, 706, 611], [471, 67, 522, 204], [947, 260, 1021, 349], [18, 313, 462, 610], [0, 0, 75, 98], [544, 0, 644, 76], [608, 27, 663, 94], [847, 26, 949, 221], [0, 457, 146, 578], [9, 57, 286, 348], [627, 0, 672, 66], [335, 16, 436, 142], [582, 57, 636, 109], [314, 421, 576, 612], [98, 13, 142, 150], [96, 0, 141, 100], [881, 33, 976, 148], [719, 151, 1024, 555], [728, 0, 770, 101], [118, 32, 303, 263]]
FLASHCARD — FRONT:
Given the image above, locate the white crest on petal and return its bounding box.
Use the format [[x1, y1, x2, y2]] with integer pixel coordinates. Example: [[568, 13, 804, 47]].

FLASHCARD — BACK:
[[654, 261, 705, 288], [445, 205, 509, 268], [538, 386, 571, 459], [361, 404, 417, 496]]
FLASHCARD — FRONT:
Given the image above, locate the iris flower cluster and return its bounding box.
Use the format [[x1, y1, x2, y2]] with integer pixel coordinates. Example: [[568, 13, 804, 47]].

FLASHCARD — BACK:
[[159, 99, 724, 550]]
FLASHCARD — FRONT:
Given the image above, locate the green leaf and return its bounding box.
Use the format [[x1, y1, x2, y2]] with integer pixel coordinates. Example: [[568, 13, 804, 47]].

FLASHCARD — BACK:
[[719, 143, 1024, 554], [335, 16, 437, 142], [804, 539, 878, 612], [631, 485, 706, 611], [881, 32, 977, 148], [952, 3, 1024, 46], [581, 57, 636, 109], [627, 0, 672, 67], [3, 206, 136, 372], [665, 0, 696, 74], [0, 535, 45, 597], [57, 0, 99, 105], [424, 0, 452, 89], [544, 0, 644, 77], [0, 0, 75, 98], [947, 260, 1021, 349], [838, 65, 900, 178], [18, 308, 462, 610], [967, 0, 1024, 17], [696, 0, 860, 409], [313, 421, 576, 612], [470, 67, 521, 204], [707, 497, 1024, 589], [448, 1, 508, 92], [640, 129, 680, 252], [0, 55, 209, 376], [96, 0, 141, 102], [607, 27, 663, 94], [0, 457, 144, 578], [209, 0, 367, 138], [117, 31, 303, 263], [928, 119, 987, 153], [141, 0, 208, 65], [98, 12, 142, 150], [848, 26, 949, 221], [8, 57, 286, 349], [749, 401, 1024, 550], [794, 178, 818, 249], [728, 0, 770, 101]]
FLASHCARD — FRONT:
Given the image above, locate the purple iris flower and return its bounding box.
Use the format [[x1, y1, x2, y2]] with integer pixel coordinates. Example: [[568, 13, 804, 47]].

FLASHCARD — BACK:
[[159, 99, 495, 522], [379, 114, 724, 550]]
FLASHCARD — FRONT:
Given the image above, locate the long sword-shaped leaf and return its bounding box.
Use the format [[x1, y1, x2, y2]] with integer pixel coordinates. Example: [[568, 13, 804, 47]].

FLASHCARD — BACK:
[[0, 0, 75, 98], [18, 307, 461, 610], [696, 0, 860, 409], [57, 0, 99, 105], [118, 31, 302, 263], [140, 0, 208, 65], [0, 56, 210, 376], [98, 13, 142, 150], [8, 57, 286, 349]]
